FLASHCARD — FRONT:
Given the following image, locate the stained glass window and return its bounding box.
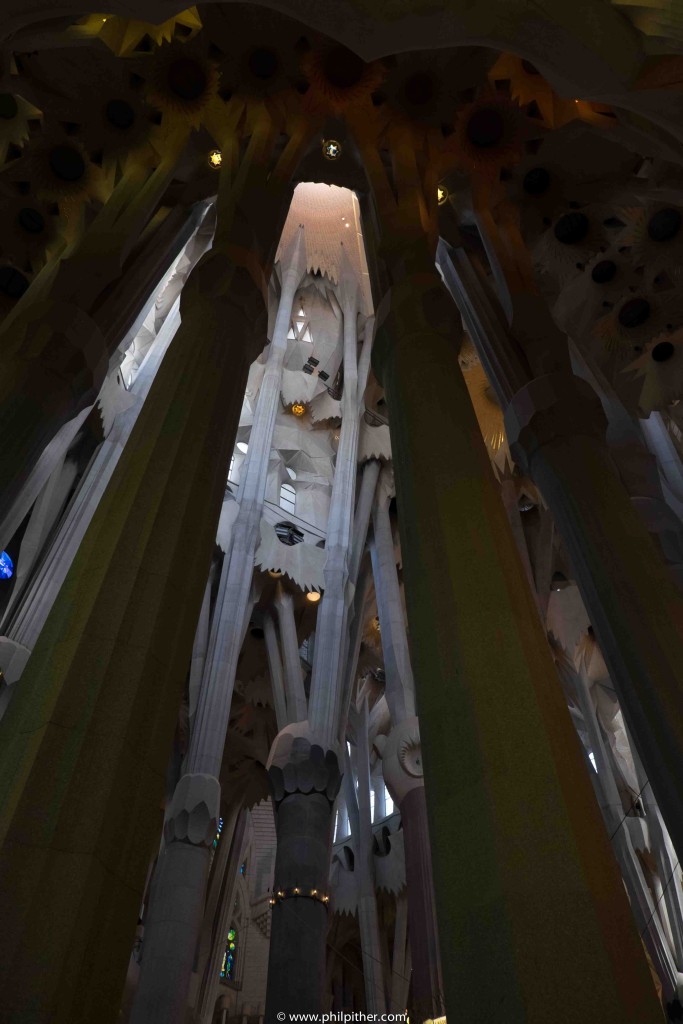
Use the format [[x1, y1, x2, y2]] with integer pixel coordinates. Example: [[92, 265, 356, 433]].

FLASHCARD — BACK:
[[0, 551, 14, 579], [212, 816, 224, 850], [220, 926, 237, 981]]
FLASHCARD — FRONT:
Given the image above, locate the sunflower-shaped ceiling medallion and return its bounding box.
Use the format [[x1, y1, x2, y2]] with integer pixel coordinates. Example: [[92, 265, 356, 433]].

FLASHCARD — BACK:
[[450, 92, 534, 184], [71, 9, 202, 58], [508, 155, 579, 241], [143, 37, 222, 132], [616, 205, 683, 280], [4, 129, 109, 243], [531, 204, 612, 285], [0, 92, 42, 167], [200, 4, 304, 105], [623, 327, 683, 414], [552, 249, 631, 340], [594, 288, 683, 361], [377, 49, 496, 133], [299, 41, 385, 115]]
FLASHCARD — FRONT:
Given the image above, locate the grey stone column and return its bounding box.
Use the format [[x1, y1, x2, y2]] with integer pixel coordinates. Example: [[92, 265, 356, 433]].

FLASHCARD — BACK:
[[130, 775, 220, 1024], [380, 720, 443, 1020], [265, 739, 341, 1021], [369, 472, 444, 1014], [354, 699, 387, 1014]]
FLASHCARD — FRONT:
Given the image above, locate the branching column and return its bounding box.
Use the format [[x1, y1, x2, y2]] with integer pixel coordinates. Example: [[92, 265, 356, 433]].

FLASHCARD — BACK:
[[129, 229, 308, 1024], [266, 261, 373, 1019], [373, 255, 664, 1024]]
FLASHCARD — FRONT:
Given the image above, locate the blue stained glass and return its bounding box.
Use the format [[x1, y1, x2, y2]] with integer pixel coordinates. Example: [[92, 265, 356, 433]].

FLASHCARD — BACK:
[[212, 816, 224, 850], [0, 551, 13, 579]]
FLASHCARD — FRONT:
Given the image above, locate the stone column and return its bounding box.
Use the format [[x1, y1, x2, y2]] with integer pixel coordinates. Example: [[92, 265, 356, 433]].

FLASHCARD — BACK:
[[0, 190, 272, 1022], [641, 411, 683, 516], [129, 230, 308, 1024], [371, 488, 443, 1017], [505, 372, 683, 862], [309, 270, 372, 745], [0, 147, 192, 527], [265, 738, 341, 1020], [354, 699, 387, 1015], [2, 303, 183, 655], [372, 258, 664, 1024], [440, 239, 683, 864]]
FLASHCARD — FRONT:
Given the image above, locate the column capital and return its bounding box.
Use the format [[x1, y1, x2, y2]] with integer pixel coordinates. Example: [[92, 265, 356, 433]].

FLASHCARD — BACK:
[[504, 372, 607, 473], [163, 773, 221, 848], [268, 736, 341, 807]]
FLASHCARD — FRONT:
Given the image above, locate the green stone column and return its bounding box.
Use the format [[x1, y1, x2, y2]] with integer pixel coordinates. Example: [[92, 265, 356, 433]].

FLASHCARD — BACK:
[[372, 260, 663, 1024], [0, 247, 266, 1024]]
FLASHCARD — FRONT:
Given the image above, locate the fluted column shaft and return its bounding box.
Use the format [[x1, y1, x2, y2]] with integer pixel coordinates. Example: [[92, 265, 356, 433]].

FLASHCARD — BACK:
[[5, 302, 182, 656], [371, 487, 442, 1015], [309, 294, 368, 745], [0, 149, 191, 527], [0, 244, 264, 1024], [439, 239, 683, 863], [129, 237, 307, 1024], [355, 700, 386, 1014], [188, 229, 307, 779], [373, 261, 663, 1024], [505, 374, 683, 862]]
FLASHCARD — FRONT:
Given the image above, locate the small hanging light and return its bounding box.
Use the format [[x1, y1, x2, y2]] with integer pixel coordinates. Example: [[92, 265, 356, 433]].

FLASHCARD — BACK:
[[306, 591, 321, 603], [291, 402, 306, 417], [208, 148, 222, 169], [268, 569, 283, 579], [437, 185, 449, 206], [322, 138, 342, 161]]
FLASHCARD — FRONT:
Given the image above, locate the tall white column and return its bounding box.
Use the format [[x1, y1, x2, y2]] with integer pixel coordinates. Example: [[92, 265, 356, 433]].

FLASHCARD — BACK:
[[187, 226, 307, 778], [309, 256, 373, 747]]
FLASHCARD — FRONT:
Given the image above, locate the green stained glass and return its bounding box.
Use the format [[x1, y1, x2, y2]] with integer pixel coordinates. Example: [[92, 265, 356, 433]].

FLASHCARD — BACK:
[[220, 925, 238, 981]]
